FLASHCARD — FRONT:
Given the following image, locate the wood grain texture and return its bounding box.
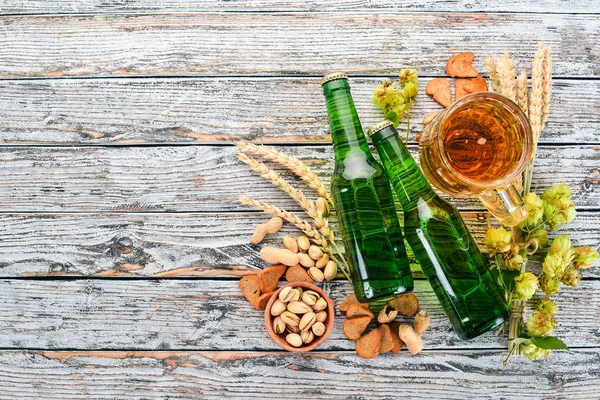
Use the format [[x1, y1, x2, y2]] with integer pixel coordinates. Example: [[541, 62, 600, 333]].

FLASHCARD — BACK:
[[2, 0, 599, 14], [0, 279, 598, 350], [0, 13, 599, 78], [0, 77, 598, 145], [0, 145, 598, 212], [0, 349, 598, 399], [1, 212, 599, 278]]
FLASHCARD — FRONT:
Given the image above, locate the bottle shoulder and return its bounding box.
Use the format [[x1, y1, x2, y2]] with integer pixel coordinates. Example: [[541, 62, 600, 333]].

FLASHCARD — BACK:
[[333, 149, 386, 181]]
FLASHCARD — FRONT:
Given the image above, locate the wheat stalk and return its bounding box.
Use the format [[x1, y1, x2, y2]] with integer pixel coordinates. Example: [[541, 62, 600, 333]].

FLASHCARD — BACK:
[[485, 56, 501, 92], [495, 53, 517, 102], [237, 152, 334, 242], [541, 45, 553, 128], [516, 70, 528, 113], [236, 141, 334, 205]]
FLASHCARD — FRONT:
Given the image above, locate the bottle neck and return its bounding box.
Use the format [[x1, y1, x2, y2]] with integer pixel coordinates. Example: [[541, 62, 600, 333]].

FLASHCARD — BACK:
[[322, 80, 371, 158], [371, 127, 436, 208]]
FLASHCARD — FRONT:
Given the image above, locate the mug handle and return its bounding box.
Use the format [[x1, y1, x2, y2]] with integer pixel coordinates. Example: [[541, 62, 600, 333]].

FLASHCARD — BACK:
[[478, 182, 528, 227]]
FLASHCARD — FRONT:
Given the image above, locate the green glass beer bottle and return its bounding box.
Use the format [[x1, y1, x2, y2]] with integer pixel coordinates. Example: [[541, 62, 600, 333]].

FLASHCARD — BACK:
[[369, 120, 509, 339], [321, 72, 413, 303]]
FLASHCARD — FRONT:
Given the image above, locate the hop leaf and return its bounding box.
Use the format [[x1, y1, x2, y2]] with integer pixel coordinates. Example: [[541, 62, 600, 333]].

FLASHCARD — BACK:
[[514, 272, 539, 300], [573, 246, 600, 270], [483, 227, 512, 254], [526, 310, 556, 337]]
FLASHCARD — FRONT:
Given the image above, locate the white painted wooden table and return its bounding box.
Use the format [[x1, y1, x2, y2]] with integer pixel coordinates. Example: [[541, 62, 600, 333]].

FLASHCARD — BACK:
[[0, 1, 599, 398]]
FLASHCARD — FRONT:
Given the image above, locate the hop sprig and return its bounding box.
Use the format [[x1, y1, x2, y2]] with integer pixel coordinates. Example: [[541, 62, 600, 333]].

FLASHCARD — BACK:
[[372, 69, 419, 128]]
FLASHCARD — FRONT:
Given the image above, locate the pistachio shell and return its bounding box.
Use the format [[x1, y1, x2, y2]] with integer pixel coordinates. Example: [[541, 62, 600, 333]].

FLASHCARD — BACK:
[[301, 329, 315, 344], [299, 312, 317, 331], [324, 260, 337, 281], [297, 236, 310, 252], [286, 333, 303, 348], [312, 321, 326, 336], [315, 310, 328, 323], [292, 288, 303, 301], [273, 316, 286, 334], [308, 245, 324, 261], [287, 301, 312, 314], [270, 299, 287, 316], [279, 286, 295, 303], [285, 324, 300, 334], [315, 253, 330, 269], [298, 253, 315, 268], [280, 311, 300, 327], [313, 297, 328, 312], [308, 267, 324, 282], [301, 291, 319, 306]]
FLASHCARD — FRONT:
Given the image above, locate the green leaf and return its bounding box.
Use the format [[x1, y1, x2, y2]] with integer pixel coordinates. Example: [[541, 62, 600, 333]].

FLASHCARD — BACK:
[[527, 336, 570, 350], [501, 270, 520, 292], [385, 111, 400, 127], [512, 335, 569, 351]]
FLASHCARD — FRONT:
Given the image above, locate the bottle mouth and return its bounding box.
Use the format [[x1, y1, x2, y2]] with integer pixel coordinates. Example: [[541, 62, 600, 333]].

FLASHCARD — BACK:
[[320, 72, 348, 86]]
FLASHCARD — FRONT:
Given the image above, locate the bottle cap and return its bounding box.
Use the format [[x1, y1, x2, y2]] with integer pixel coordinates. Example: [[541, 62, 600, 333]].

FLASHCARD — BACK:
[[320, 72, 348, 86], [368, 120, 394, 137]]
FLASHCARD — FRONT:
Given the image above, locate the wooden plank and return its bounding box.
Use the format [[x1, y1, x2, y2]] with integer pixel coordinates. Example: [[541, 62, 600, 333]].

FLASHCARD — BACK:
[[2, 0, 598, 14], [0, 77, 597, 145], [0, 13, 599, 78], [0, 350, 598, 399], [1, 211, 599, 278], [0, 279, 598, 350], [0, 145, 597, 212]]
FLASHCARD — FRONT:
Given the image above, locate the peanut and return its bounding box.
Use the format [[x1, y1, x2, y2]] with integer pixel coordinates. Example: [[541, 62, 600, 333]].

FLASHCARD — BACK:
[[397, 324, 423, 355], [250, 217, 283, 244], [259, 246, 299, 267], [283, 234, 299, 253]]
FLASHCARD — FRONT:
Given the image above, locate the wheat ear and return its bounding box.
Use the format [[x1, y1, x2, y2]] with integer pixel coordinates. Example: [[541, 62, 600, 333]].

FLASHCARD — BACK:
[[495, 53, 517, 102], [529, 44, 545, 143], [541, 45, 552, 128], [236, 141, 334, 206], [485, 56, 501, 92], [237, 152, 334, 243], [516, 70, 528, 113]]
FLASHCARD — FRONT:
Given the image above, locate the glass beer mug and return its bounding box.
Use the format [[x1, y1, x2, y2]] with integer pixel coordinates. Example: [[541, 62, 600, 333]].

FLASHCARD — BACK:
[[419, 92, 533, 227]]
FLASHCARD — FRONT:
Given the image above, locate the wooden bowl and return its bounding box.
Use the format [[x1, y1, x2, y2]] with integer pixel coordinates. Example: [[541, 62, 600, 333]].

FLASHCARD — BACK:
[[264, 282, 335, 352]]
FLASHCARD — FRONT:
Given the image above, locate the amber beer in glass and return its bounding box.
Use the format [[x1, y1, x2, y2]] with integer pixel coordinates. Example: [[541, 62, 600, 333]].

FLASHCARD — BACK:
[[420, 92, 532, 226]]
